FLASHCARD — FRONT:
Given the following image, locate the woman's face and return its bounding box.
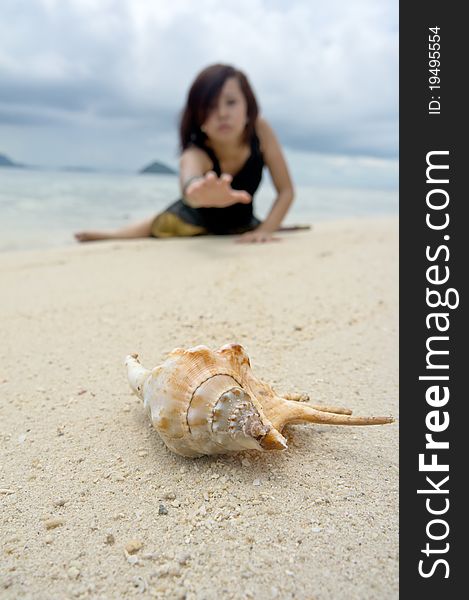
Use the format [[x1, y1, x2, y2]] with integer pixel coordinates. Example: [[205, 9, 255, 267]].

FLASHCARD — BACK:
[[201, 77, 248, 144]]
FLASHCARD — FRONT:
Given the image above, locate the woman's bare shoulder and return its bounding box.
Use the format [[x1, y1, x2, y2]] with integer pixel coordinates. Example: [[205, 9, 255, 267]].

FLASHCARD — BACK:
[[180, 145, 213, 171], [255, 116, 273, 138], [255, 117, 281, 155]]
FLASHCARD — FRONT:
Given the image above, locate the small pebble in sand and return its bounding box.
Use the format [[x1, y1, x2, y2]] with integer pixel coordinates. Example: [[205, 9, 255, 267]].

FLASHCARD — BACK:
[[67, 564, 80, 579], [52, 498, 66, 507], [142, 552, 159, 561], [158, 504, 168, 515], [44, 518, 65, 530], [125, 540, 144, 555], [177, 552, 191, 566], [132, 576, 147, 592], [253, 478, 261, 486], [2, 576, 14, 589], [154, 563, 182, 578], [162, 491, 176, 500], [105, 533, 115, 545]]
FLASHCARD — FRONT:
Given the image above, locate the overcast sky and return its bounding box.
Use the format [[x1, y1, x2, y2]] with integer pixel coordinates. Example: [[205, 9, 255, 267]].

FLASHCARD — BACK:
[[0, 0, 398, 187]]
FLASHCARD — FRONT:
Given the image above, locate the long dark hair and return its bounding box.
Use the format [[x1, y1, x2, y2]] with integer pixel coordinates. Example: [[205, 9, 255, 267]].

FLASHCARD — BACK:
[[179, 64, 259, 151]]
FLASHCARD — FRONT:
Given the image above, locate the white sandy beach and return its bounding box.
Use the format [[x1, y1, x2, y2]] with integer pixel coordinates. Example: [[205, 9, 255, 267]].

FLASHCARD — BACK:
[[0, 217, 398, 599]]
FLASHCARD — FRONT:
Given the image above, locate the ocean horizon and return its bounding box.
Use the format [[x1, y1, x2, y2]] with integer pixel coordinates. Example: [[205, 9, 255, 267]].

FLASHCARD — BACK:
[[0, 167, 398, 253]]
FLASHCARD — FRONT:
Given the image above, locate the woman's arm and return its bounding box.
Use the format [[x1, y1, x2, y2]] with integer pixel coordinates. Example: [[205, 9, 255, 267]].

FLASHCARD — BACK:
[[238, 117, 294, 243], [179, 147, 210, 203], [179, 148, 251, 208]]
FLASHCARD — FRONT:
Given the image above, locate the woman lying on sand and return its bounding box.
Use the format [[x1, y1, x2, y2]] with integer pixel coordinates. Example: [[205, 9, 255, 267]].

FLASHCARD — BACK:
[[75, 63, 300, 244]]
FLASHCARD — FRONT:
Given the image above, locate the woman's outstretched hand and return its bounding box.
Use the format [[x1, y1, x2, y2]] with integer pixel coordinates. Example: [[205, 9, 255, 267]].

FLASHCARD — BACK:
[[236, 227, 281, 244], [184, 172, 252, 208]]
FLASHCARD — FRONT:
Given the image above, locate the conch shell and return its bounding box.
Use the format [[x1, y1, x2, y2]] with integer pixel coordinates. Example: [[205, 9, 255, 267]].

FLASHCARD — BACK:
[[125, 343, 393, 458]]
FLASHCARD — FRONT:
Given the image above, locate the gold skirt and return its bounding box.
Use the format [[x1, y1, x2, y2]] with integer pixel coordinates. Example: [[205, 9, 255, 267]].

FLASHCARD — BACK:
[[150, 212, 208, 238], [150, 201, 261, 238]]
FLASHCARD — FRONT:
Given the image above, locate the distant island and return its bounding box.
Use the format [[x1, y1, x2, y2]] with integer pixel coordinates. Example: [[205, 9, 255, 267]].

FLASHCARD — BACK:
[[0, 152, 178, 175], [0, 153, 25, 168], [139, 160, 177, 175]]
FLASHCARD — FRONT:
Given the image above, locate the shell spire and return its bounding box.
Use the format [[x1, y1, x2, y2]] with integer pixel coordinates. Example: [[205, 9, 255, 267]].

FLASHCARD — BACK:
[[124, 344, 394, 457]]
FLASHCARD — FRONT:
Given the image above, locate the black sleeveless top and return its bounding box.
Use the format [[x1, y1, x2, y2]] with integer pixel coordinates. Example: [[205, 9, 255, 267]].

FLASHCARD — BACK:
[[177, 133, 264, 234]]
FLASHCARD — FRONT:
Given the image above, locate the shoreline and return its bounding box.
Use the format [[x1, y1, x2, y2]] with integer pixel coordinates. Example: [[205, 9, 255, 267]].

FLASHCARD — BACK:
[[0, 213, 397, 256], [1, 216, 398, 599]]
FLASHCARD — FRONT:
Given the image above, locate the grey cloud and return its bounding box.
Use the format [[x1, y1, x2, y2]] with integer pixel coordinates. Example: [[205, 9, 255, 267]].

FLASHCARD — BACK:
[[0, 0, 398, 170], [0, 78, 108, 112], [0, 107, 61, 127], [273, 115, 398, 159]]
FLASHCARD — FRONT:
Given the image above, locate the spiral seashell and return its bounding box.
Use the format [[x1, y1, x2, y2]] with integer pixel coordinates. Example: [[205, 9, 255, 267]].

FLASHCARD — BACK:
[[125, 343, 394, 457]]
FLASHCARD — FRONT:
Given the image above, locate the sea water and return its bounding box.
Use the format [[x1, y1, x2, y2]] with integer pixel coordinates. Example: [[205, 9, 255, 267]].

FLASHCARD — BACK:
[[0, 168, 398, 252]]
